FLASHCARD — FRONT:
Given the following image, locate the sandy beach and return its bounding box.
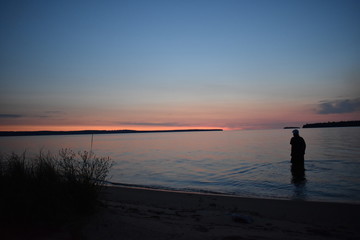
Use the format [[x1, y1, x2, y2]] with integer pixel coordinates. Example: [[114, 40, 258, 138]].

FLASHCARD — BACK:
[[28, 186, 360, 239], [3, 186, 360, 239]]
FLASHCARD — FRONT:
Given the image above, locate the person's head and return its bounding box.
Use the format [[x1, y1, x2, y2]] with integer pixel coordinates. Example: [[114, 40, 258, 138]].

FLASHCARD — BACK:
[[292, 129, 299, 136]]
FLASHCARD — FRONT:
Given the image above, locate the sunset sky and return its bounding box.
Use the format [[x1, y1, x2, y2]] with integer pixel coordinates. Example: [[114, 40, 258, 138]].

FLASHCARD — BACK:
[[1, 0, 359, 131]]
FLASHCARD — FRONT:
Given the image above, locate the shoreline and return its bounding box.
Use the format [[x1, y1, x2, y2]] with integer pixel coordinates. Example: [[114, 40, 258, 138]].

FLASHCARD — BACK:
[[106, 181, 360, 205]]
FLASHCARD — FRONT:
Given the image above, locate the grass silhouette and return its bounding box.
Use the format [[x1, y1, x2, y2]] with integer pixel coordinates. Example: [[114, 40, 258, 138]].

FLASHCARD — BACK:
[[0, 149, 112, 224]]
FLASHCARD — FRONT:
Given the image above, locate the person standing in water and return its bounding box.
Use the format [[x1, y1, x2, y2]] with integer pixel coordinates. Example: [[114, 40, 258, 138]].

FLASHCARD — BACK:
[[290, 129, 306, 176]]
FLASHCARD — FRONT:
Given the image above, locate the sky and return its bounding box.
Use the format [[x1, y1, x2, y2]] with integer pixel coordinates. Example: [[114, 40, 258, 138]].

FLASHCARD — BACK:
[[1, 0, 360, 131]]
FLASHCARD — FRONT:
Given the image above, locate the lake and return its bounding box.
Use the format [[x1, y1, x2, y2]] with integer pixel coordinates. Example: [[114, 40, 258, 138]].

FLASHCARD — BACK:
[[1, 127, 359, 203]]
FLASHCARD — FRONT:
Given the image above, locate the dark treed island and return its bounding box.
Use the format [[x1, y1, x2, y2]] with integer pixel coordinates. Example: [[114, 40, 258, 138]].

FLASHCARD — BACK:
[[303, 121, 360, 128], [0, 129, 223, 137]]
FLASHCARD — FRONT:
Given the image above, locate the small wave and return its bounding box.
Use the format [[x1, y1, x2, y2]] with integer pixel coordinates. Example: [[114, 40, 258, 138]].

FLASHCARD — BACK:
[[105, 180, 226, 195]]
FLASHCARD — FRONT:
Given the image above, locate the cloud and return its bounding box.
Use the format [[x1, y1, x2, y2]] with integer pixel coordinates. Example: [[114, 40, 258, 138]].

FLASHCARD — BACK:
[[44, 111, 63, 114], [119, 122, 187, 127], [0, 110, 63, 120], [0, 114, 23, 118], [316, 98, 360, 114]]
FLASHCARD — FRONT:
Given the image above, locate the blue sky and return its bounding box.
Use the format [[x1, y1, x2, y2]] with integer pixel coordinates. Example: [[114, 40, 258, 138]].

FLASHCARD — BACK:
[[1, 0, 359, 130]]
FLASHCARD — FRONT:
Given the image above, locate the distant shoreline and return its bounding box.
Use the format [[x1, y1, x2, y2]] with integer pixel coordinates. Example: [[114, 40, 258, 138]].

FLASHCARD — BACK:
[[0, 129, 223, 137], [302, 120, 360, 128]]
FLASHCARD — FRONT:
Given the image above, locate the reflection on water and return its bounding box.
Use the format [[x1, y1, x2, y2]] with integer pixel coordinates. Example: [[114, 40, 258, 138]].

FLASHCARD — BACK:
[[0, 128, 359, 203], [291, 166, 306, 184], [292, 180, 308, 201], [291, 164, 307, 201]]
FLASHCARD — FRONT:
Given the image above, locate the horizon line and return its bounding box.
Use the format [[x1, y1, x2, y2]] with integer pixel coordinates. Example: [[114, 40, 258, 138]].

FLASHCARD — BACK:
[[0, 128, 224, 137]]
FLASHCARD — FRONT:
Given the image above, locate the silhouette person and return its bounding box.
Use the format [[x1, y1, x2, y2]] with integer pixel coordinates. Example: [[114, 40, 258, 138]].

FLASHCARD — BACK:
[[290, 129, 306, 181]]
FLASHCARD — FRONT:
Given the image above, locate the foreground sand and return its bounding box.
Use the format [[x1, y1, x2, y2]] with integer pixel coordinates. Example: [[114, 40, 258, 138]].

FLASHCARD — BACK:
[[5, 186, 360, 239], [87, 186, 360, 240]]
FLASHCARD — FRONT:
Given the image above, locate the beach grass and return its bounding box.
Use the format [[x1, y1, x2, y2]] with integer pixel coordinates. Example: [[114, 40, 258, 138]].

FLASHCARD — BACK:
[[0, 149, 113, 224]]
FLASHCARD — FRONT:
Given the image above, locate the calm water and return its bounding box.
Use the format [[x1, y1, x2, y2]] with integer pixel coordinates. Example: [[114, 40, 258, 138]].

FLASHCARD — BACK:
[[1, 128, 359, 203]]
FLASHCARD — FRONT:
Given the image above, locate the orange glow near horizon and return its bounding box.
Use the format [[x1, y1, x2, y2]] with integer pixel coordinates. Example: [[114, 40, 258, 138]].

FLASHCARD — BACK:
[[1, 107, 358, 132], [0, 125, 227, 132]]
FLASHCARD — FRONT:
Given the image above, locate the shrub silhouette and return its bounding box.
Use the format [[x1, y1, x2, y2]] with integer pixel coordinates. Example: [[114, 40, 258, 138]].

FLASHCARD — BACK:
[[0, 149, 112, 223]]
